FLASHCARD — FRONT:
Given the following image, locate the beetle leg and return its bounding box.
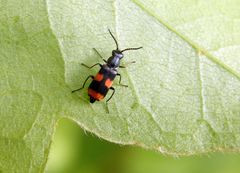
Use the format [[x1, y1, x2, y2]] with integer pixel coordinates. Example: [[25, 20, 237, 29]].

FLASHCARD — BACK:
[[72, 75, 94, 93], [119, 65, 126, 68], [106, 87, 115, 113], [116, 73, 128, 87], [106, 87, 115, 102], [81, 63, 102, 69], [93, 48, 107, 63], [119, 61, 136, 68]]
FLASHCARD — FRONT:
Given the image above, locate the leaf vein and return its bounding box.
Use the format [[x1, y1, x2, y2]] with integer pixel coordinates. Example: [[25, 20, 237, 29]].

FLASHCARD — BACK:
[[131, 0, 240, 81]]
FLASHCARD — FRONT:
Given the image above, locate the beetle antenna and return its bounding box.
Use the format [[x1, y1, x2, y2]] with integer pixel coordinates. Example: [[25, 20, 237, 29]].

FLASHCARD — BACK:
[[121, 47, 143, 53], [108, 29, 119, 50]]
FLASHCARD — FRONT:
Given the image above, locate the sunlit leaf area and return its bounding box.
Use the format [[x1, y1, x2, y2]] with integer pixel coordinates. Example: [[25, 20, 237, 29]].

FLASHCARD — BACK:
[[0, 0, 240, 172]]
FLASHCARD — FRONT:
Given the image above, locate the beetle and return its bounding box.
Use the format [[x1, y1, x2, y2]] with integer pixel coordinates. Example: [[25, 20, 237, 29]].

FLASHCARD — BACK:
[[72, 29, 142, 111]]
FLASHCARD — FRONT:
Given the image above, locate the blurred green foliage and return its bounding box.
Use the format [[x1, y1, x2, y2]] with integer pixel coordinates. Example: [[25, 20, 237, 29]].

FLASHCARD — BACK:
[[46, 119, 240, 173]]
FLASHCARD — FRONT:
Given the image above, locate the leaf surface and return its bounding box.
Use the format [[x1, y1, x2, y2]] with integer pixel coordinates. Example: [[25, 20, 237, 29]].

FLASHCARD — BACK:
[[0, 0, 240, 172]]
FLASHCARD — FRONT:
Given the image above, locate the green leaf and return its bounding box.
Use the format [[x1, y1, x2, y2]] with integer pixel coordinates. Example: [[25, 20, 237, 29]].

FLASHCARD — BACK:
[[0, 0, 240, 172]]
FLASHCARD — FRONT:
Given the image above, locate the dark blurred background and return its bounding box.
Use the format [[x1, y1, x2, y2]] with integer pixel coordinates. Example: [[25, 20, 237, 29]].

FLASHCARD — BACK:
[[46, 119, 240, 173]]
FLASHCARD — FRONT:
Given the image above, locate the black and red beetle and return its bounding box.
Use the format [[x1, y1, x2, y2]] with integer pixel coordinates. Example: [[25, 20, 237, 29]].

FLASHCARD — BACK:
[[72, 29, 142, 111]]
